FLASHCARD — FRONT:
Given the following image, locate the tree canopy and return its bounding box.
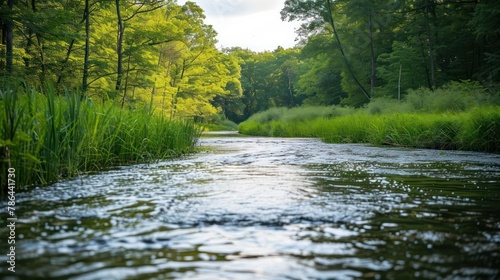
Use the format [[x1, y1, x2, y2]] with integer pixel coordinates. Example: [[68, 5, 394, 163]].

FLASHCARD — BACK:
[[1, 0, 498, 123], [0, 0, 242, 121]]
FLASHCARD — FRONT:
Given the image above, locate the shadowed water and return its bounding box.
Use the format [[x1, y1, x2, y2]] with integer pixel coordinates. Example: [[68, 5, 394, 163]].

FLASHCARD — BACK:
[[2, 133, 500, 279]]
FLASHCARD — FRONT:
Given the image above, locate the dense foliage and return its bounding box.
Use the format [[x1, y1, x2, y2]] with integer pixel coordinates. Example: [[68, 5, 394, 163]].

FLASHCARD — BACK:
[[222, 0, 500, 121], [0, 0, 242, 121], [1, 0, 499, 123], [1, 1, 239, 190]]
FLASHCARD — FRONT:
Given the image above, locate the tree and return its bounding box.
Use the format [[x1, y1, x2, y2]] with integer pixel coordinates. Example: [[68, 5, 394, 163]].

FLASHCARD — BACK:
[[0, 0, 14, 76], [377, 39, 430, 98], [114, 0, 165, 94], [470, 0, 500, 90], [296, 35, 346, 105], [82, 0, 91, 92], [281, 0, 371, 102]]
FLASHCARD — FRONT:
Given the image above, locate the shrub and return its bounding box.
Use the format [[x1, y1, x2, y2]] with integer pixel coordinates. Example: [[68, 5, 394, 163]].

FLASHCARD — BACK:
[[405, 80, 499, 113]]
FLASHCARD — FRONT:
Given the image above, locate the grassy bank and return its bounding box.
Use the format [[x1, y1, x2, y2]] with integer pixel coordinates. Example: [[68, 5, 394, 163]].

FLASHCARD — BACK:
[[1, 87, 201, 194], [239, 106, 500, 153]]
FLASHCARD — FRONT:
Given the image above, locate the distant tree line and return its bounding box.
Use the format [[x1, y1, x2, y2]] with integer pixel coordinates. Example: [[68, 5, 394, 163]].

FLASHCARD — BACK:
[[221, 0, 499, 123], [0, 0, 242, 121], [1, 0, 498, 123]]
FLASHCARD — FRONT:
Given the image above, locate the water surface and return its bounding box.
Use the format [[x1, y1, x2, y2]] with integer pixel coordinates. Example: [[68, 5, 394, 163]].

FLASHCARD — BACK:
[[2, 134, 500, 279]]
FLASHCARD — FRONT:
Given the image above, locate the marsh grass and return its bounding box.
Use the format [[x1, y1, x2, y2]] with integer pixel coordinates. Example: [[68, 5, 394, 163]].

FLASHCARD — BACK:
[[239, 106, 500, 153], [203, 119, 238, 131], [239, 81, 499, 153], [1, 86, 201, 194]]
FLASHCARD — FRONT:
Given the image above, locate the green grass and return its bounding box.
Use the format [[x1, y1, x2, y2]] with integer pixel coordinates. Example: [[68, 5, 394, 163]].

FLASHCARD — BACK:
[[202, 119, 239, 131], [239, 81, 500, 153], [239, 106, 500, 153], [1, 86, 201, 195]]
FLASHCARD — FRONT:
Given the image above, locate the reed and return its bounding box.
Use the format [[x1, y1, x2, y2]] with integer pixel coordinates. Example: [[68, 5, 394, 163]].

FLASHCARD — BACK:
[[456, 107, 500, 153], [1, 86, 201, 194], [238, 106, 500, 153]]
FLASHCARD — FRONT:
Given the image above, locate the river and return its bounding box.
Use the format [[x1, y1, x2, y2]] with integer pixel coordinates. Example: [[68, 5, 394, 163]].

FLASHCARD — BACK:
[[2, 132, 500, 279]]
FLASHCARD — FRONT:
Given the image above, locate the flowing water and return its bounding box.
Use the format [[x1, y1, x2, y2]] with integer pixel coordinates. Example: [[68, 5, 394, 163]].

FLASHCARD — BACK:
[[2, 132, 500, 279]]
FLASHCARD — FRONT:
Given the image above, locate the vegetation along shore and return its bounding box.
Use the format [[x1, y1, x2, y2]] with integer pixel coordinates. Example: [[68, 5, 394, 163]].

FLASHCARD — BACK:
[[0, 86, 201, 195], [239, 81, 499, 153]]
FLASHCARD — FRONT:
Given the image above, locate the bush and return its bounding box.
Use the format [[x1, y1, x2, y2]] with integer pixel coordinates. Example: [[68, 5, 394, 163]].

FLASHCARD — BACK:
[[405, 80, 499, 113], [364, 97, 414, 115]]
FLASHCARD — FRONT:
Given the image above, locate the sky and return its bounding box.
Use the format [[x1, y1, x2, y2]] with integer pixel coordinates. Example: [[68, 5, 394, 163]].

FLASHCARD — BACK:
[[176, 0, 302, 52]]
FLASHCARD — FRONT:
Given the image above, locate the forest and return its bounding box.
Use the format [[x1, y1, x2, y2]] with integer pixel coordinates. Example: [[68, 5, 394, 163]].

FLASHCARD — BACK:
[[228, 0, 500, 122], [1, 0, 499, 121], [0, 0, 243, 120], [1, 0, 500, 188]]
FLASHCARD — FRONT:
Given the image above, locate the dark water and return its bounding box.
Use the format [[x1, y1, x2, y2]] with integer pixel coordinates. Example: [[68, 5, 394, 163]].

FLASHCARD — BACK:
[[2, 133, 500, 279]]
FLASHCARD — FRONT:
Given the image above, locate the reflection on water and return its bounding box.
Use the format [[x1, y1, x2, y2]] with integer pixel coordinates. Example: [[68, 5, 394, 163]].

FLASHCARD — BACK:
[[1, 135, 500, 279]]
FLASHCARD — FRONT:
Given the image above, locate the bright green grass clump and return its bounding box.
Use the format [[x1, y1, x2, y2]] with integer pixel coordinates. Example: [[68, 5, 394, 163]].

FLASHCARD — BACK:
[[1, 87, 201, 192], [239, 106, 500, 153]]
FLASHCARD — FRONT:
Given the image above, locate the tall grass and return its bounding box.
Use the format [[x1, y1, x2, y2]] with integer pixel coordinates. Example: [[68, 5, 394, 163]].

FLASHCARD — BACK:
[[239, 106, 500, 153], [239, 81, 499, 153], [1, 86, 201, 194], [202, 113, 239, 131]]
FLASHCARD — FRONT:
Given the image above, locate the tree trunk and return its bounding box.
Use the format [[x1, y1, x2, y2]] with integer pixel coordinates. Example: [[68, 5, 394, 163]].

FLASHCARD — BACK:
[[35, 35, 46, 86], [121, 54, 131, 107], [149, 82, 155, 112], [56, 39, 75, 86], [82, 0, 90, 93], [369, 13, 376, 98], [171, 59, 186, 119], [115, 0, 124, 92], [287, 70, 294, 107], [28, 0, 47, 86], [418, 34, 433, 90], [423, 0, 436, 90], [398, 63, 402, 101], [5, 0, 14, 75], [325, 0, 371, 101]]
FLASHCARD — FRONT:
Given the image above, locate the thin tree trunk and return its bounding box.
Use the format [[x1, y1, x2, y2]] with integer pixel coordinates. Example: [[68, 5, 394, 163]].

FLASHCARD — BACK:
[[29, 0, 47, 85], [171, 60, 187, 119], [423, 1, 436, 89], [287, 70, 294, 107], [162, 82, 167, 115], [82, 0, 90, 93], [5, 0, 14, 75], [418, 34, 433, 90], [325, 0, 371, 101], [121, 54, 131, 107], [115, 0, 124, 92], [398, 63, 402, 101], [369, 13, 376, 98], [149, 82, 155, 112], [35, 35, 46, 86], [56, 39, 75, 86]]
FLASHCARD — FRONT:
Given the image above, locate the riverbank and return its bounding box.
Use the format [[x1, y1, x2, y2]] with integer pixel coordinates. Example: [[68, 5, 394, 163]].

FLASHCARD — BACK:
[[0, 87, 201, 194], [238, 106, 500, 153]]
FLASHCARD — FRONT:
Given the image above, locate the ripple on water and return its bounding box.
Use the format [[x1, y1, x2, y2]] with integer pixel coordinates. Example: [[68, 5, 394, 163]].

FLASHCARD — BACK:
[[1, 136, 499, 279]]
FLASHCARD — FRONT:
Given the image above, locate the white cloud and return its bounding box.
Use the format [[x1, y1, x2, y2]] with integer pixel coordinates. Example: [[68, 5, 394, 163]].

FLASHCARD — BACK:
[[177, 0, 301, 52], [181, 0, 280, 16]]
